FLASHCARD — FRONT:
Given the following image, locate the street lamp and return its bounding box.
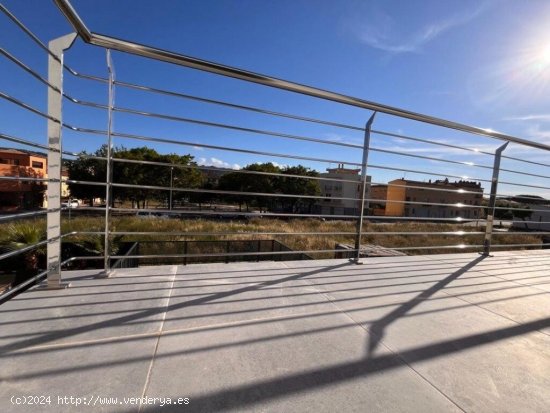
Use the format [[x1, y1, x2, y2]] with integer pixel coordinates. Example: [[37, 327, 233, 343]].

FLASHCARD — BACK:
[[169, 166, 173, 211]]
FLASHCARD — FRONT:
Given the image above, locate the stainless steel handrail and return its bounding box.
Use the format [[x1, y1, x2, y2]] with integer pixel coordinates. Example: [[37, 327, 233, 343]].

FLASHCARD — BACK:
[[2, 0, 549, 293], [53, 0, 550, 152], [56, 89, 550, 179]]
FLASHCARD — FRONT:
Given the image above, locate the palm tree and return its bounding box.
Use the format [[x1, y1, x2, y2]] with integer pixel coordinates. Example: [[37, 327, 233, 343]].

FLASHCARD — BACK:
[[0, 221, 46, 285]]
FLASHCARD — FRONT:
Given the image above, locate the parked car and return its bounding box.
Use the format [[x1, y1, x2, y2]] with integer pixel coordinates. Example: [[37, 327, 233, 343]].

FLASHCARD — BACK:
[[61, 200, 79, 208]]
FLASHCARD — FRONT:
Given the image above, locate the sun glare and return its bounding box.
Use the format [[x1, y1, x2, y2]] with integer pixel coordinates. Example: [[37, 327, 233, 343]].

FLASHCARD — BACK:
[[540, 43, 550, 66]]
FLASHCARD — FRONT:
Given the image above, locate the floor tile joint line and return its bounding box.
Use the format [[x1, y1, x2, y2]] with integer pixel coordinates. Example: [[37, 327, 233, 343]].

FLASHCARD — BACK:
[[139, 265, 178, 412], [281, 262, 467, 413]]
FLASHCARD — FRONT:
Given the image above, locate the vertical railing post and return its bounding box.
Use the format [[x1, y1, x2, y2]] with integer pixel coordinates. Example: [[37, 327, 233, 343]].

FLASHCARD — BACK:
[[183, 240, 188, 266], [102, 49, 115, 277], [482, 141, 509, 256], [45, 32, 77, 289], [353, 112, 376, 264]]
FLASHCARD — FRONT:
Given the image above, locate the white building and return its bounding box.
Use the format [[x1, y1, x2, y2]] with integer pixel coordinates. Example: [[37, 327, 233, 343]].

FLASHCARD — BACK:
[[317, 164, 369, 216], [512, 205, 550, 231]]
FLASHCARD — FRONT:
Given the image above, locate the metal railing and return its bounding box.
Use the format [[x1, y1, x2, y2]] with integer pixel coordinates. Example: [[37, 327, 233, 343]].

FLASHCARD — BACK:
[[1, 1, 550, 299]]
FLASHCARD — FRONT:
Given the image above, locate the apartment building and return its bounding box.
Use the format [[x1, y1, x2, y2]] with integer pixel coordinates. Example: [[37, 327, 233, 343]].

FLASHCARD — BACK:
[[316, 164, 368, 216], [0, 148, 47, 209], [372, 178, 484, 219]]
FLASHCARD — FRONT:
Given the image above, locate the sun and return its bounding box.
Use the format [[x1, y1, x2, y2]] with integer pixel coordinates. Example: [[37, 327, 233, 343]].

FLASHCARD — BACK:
[[539, 43, 550, 66], [534, 43, 550, 68]]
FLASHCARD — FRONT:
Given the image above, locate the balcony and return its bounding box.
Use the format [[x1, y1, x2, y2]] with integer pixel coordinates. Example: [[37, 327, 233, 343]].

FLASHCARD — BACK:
[[2, 251, 550, 412], [2, 1, 550, 411]]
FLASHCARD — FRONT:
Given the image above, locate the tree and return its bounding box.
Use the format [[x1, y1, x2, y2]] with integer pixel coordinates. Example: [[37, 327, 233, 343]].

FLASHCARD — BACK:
[[0, 221, 46, 285], [188, 178, 216, 210], [66, 146, 107, 206], [217, 163, 280, 212], [216, 163, 321, 213], [162, 153, 203, 208], [19, 167, 46, 209], [67, 146, 202, 208], [275, 165, 320, 213], [217, 171, 250, 212], [487, 200, 533, 222]]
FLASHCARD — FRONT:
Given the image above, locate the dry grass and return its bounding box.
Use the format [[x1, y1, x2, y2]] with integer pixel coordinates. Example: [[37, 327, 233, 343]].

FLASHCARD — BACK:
[[1, 216, 543, 259]]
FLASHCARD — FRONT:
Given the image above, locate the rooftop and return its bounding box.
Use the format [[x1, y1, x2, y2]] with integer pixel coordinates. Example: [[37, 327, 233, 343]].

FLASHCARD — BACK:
[[0, 148, 47, 158], [2, 251, 550, 412]]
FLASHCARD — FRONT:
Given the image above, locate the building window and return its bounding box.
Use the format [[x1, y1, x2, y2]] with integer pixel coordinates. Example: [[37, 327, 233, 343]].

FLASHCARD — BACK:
[[32, 161, 44, 168], [0, 158, 20, 165]]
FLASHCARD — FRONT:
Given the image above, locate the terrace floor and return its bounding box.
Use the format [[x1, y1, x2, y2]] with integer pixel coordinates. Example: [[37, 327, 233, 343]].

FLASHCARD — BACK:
[[1, 251, 550, 412]]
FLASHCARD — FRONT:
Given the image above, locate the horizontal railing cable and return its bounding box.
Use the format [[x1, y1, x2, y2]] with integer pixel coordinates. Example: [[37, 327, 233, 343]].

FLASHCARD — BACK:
[[69, 127, 543, 191], [0, 132, 51, 152], [0, 91, 61, 123], [112, 106, 364, 150], [111, 157, 363, 184], [112, 79, 550, 172], [0, 3, 107, 83], [53, 0, 550, 152], [63, 93, 550, 177], [366, 162, 491, 184], [70, 230, 355, 237], [109, 104, 506, 171], [0, 210, 48, 221], [106, 129, 364, 167], [110, 207, 359, 220], [0, 46, 62, 93], [0, 239, 49, 261], [74, 153, 493, 196], [114, 79, 365, 132], [109, 248, 358, 261], [0, 3, 61, 62], [0, 176, 49, 183], [0, 269, 48, 302], [110, 182, 360, 202]]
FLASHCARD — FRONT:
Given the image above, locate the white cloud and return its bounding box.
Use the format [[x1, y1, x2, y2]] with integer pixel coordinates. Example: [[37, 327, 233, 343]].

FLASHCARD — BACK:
[[375, 140, 500, 157], [254, 161, 288, 168], [356, 2, 491, 54], [323, 133, 362, 145], [198, 157, 241, 170], [525, 124, 550, 143], [192, 146, 204, 151], [503, 114, 550, 122]]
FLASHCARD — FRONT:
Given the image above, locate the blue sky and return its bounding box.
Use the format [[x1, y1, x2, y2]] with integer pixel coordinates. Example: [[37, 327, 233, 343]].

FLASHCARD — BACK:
[[2, 0, 550, 197]]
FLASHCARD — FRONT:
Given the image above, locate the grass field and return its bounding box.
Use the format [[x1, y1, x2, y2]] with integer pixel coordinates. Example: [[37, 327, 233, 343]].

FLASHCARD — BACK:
[[1, 216, 543, 261]]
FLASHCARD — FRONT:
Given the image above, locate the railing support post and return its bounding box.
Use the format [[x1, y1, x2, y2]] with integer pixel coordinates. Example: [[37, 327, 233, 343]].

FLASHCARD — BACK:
[[353, 112, 376, 264], [101, 49, 115, 277], [44, 32, 77, 289], [482, 141, 509, 256]]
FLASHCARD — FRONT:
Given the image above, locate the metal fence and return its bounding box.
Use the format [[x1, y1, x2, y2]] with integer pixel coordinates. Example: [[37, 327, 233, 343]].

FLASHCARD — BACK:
[[1, 0, 550, 300]]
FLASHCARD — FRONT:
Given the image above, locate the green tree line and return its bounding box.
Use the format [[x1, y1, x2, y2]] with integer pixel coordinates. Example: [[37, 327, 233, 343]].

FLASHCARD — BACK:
[[66, 146, 320, 212]]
